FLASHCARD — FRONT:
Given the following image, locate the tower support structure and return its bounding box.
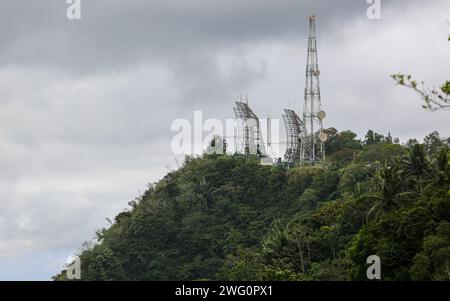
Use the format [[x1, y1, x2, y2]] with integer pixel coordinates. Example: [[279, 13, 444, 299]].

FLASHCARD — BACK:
[[283, 109, 303, 165], [300, 15, 326, 165], [233, 101, 265, 156]]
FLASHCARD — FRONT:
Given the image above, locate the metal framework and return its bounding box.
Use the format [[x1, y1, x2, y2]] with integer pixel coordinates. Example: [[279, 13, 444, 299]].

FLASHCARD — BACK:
[[283, 109, 303, 164], [300, 15, 326, 165], [233, 101, 265, 156]]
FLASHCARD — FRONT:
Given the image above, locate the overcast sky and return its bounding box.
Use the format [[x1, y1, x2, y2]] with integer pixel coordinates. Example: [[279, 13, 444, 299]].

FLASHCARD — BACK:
[[0, 0, 448, 280]]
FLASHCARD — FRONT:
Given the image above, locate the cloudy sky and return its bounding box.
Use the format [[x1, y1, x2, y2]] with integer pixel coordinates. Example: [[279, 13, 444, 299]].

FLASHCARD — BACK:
[[0, 0, 448, 280]]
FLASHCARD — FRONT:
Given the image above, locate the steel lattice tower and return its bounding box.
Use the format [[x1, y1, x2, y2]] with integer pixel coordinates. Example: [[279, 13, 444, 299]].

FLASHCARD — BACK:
[[300, 15, 326, 165]]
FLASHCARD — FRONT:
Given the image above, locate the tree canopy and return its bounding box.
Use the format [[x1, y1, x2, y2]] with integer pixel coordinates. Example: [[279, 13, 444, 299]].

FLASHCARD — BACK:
[[54, 130, 450, 281]]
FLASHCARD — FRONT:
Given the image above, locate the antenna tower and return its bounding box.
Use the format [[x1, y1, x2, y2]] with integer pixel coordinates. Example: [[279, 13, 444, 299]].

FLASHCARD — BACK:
[[300, 15, 327, 164]]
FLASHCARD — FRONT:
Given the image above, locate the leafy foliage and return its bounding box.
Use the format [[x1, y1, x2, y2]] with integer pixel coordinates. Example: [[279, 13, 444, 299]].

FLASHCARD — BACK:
[[54, 130, 450, 281], [391, 33, 450, 111]]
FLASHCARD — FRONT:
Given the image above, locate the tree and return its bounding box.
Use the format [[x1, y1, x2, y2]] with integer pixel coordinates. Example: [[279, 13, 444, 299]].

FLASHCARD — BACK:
[[410, 221, 450, 280], [406, 138, 419, 148], [54, 130, 450, 282], [386, 132, 393, 144], [324, 128, 361, 155], [423, 131, 449, 155], [377, 161, 404, 210], [402, 144, 431, 193], [430, 146, 450, 190], [364, 130, 384, 145]]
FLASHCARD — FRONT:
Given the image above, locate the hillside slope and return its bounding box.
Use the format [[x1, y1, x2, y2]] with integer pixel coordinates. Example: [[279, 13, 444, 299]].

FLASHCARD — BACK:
[[54, 130, 450, 281]]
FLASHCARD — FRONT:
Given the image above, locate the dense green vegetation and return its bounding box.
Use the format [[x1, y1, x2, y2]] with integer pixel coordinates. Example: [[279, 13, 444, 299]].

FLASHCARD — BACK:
[[54, 130, 450, 281]]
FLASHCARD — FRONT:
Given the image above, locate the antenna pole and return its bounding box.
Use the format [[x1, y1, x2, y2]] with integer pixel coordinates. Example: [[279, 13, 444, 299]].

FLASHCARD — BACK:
[[300, 15, 325, 165]]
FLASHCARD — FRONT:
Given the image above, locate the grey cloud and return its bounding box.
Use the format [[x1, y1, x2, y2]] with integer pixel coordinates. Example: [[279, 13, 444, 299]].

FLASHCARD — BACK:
[[0, 0, 409, 73], [0, 0, 448, 280]]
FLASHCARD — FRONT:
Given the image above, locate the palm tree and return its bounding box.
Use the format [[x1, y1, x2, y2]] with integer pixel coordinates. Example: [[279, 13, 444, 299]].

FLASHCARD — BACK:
[[401, 144, 432, 193], [429, 146, 449, 189], [379, 160, 405, 207], [364, 159, 408, 222]]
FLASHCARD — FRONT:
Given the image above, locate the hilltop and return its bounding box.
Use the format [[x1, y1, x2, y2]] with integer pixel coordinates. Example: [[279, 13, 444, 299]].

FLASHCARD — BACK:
[[54, 130, 450, 281]]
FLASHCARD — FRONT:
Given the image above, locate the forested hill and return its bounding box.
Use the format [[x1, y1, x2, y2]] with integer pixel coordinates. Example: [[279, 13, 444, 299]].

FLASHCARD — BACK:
[[54, 129, 450, 281]]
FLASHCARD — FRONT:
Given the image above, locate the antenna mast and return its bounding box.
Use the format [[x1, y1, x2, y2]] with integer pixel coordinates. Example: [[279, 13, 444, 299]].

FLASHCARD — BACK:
[[300, 15, 327, 165]]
